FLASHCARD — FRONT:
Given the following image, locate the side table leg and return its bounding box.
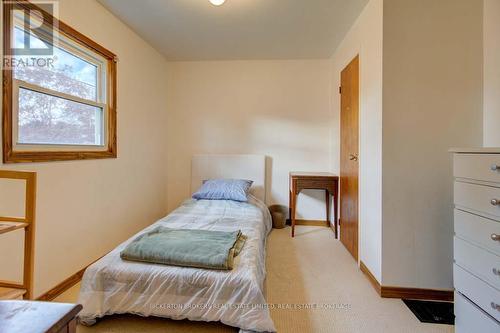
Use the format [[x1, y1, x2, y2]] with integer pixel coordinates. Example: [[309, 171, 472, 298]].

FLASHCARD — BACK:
[[334, 181, 339, 239], [325, 190, 330, 227], [291, 191, 296, 237]]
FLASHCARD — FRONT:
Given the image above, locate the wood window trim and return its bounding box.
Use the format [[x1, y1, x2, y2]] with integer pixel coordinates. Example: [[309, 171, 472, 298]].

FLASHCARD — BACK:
[[2, 0, 117, 163]]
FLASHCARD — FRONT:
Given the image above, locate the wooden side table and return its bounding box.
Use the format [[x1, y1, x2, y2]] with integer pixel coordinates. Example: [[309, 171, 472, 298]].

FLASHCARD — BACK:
[[0, 300, 82, 333], [289, 172, 339, 238]]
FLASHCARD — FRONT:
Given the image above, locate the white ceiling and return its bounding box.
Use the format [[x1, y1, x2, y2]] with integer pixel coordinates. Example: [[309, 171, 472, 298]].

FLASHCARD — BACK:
[[98, 0, 369, 61]]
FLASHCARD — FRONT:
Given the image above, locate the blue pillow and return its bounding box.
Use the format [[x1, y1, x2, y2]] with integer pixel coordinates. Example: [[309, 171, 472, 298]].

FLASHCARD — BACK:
[[192, 179, 253, 202]]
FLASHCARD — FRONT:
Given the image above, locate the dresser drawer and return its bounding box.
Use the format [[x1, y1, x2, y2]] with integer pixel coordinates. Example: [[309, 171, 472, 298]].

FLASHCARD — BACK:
[[454, 154, 500, 184], [455, 209, 500, 256], [455, 181, 500, 219], [455, 291, 500, 333], [454, 237, 500, 290], [454, 264, 500, 321]]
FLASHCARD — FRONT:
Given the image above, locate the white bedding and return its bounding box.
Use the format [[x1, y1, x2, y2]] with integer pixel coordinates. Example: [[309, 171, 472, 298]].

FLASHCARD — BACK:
[[78, 195, 276, 333]]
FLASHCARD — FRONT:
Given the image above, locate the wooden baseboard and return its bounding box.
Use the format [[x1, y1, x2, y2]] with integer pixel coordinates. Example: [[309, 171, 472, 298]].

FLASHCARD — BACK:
[[36, 267, 86, 301], [381, 286, 453, 301], [360, 261, 381, 294], [359, 261, 453, 302], [36, 252, 108, 301]]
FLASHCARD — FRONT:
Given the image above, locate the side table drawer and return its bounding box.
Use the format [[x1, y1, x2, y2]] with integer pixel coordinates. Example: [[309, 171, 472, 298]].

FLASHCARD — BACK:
[[295, 178, 335, 192]]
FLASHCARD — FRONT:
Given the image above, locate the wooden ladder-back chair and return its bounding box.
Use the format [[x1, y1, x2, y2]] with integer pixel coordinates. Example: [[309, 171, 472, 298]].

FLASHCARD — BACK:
[[0, 170, 36, 299]]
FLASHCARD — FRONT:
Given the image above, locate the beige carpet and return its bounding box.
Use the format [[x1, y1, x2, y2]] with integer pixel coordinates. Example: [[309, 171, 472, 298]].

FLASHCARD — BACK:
[[55, 226, 453, 333]]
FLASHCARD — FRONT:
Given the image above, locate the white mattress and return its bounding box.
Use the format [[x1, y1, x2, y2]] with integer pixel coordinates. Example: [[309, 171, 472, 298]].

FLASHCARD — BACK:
[[78, 195, 276, 333]]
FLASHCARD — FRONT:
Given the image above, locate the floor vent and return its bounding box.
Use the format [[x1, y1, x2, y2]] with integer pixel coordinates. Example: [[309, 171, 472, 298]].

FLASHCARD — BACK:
[[403, 299, 454, 325]]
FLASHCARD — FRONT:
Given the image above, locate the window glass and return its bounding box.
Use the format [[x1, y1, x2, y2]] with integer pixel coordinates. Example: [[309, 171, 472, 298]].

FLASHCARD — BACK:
[[13, 26, 99, 101], [17, 87, 103, 146]]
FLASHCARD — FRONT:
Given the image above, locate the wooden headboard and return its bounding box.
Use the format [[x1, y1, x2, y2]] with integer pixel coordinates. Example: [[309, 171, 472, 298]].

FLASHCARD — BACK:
[[191, 154, 266, 203]]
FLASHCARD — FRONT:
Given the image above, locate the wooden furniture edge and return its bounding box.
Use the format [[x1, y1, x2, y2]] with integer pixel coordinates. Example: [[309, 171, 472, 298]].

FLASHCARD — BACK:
[[0, 280, 25, 289], [0, 286, 26, 299], [0, 170, 36, 299], [0, 221, 28, 235], [0, 300, 82, 333], [46, 303, 83, 333], [359, 261, 453, 301], [289, 175, 339, 180], [294, 219, 330, 227], [24, 171, 36, 299]]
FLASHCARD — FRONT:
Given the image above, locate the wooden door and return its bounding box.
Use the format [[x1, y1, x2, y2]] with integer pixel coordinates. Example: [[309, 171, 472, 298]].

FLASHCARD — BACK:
[[339, 56, 359, 260]]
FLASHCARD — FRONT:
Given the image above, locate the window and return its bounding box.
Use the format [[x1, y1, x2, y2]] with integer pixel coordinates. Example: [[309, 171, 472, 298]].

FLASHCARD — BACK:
[[2, 0, 117, 163]]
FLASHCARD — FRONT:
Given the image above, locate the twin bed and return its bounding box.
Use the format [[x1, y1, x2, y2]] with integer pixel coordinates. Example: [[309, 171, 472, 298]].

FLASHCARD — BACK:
[[77, 155, 276, 333]]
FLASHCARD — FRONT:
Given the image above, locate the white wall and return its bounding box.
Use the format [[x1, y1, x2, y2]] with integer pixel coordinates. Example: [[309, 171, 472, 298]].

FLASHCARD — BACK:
[[483, 0, 500, 147], [166, 60, 332, 220], [381, 0, 483, 289], [330, 0, 383, 281], [0, 0, 169, 297]]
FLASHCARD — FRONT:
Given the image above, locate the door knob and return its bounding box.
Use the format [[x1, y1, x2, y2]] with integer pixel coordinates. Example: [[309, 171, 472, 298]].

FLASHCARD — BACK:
[[492, 164, 499, 171], [492, 199, 500, 206], [491, 233, 500, 242], [349, 153, 359, 161]]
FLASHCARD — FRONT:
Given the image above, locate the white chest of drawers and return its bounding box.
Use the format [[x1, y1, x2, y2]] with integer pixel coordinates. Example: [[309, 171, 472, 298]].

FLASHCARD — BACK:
[[452, 148, 500, 333]]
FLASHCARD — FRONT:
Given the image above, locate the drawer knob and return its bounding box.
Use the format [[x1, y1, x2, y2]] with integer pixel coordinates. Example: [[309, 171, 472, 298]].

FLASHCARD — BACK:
[[491, 233, 500, 241], [492, 199, 500, 206], [491, 302, 500, 312], [494, 268, 500, 276], [492, 164, 500, 171]]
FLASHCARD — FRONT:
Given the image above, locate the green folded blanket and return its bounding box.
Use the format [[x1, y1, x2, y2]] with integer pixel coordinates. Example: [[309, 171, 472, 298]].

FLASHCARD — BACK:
[[120, 226, 247, 270]]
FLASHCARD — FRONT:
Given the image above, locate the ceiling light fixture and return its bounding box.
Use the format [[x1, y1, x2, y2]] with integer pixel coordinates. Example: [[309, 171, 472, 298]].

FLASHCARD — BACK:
[[209, 0, 226, 6]]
